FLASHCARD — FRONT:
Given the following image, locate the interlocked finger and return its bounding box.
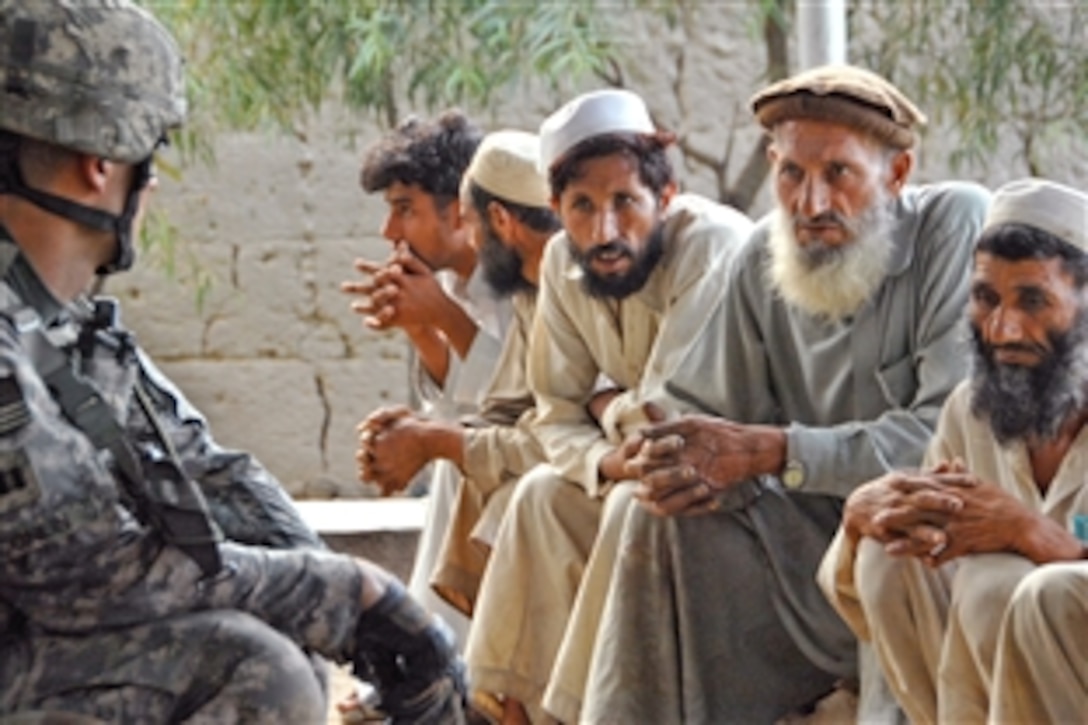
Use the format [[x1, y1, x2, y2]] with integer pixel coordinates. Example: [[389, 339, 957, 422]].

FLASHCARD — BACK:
[[638, 463, 699, 502]]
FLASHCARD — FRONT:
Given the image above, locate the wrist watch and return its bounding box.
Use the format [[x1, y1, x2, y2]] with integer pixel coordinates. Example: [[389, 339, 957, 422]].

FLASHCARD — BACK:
[[782, 459, 806, 489]]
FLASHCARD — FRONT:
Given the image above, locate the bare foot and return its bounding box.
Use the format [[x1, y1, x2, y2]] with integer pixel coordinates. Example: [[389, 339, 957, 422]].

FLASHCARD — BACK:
[[501, 697, 530, 725]]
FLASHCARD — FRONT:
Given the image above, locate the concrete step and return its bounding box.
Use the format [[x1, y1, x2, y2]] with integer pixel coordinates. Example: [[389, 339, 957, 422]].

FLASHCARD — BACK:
[[295, 498, 425, 582]]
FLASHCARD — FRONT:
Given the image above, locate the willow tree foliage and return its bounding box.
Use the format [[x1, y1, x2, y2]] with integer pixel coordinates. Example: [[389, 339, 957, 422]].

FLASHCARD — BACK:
[[145, 0, 1086, 209]]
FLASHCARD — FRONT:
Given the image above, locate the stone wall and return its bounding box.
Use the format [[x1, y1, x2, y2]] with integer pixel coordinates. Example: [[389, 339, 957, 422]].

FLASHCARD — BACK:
[[111, 6, 1087, 498]]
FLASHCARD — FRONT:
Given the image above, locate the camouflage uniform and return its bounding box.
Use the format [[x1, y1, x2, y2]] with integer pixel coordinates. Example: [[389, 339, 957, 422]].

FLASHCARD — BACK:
[[0, 2, 464, 722]]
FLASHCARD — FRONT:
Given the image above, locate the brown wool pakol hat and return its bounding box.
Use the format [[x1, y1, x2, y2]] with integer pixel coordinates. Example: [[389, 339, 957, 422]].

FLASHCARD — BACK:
[[750, 64, 926, 149], [985, 178, 1088, 250], [463, 129, 551, 209]]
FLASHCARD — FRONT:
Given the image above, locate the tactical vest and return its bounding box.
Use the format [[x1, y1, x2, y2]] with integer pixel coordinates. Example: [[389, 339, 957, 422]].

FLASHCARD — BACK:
[[0, 248, 222, 576]]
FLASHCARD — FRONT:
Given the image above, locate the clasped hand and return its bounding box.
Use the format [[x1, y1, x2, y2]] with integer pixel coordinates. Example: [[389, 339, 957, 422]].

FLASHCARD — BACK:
[[340, 243, 449, 332], [842, 460, 1057, 567], [619, 408, 786, 518], [356, 406, 433, 496]]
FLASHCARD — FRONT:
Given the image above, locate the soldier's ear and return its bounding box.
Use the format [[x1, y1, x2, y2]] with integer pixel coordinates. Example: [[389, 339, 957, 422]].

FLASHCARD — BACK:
[[76, 154, 111, 194]]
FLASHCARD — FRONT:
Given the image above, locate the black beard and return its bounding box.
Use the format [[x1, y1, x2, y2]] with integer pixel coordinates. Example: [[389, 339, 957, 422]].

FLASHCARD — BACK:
[[969, 310, 1088, 444], [570, 222, 666, 300], [479, 220, 534, 297]]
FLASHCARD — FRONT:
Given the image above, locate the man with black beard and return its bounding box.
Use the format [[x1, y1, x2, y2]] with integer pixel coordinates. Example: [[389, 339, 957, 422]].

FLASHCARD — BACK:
[[821, 178, 1088, 724], [463, 89, 752, 724], [581, 66, 991, 724], [356, 131, 559, 621]]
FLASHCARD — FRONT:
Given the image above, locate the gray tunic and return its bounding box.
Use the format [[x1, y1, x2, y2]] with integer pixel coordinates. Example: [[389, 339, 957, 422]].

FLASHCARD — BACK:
[[584, 181, 992, 724]]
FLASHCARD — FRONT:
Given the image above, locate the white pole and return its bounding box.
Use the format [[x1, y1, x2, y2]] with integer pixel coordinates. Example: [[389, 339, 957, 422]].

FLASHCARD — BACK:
[[797, 0, 847, 69]]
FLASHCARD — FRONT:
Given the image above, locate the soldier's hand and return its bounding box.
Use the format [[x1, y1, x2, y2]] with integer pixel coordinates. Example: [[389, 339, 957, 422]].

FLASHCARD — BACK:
[[354, 582, 467, 724]]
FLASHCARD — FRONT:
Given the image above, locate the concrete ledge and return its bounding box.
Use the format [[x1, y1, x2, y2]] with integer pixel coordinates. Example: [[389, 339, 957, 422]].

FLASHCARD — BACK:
[[295, 498, 427, 534], [295, 498, 425, 583]]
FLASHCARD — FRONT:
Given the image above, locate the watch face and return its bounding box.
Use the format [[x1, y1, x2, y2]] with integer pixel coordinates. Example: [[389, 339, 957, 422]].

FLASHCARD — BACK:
[[782, 461, 805, 489]]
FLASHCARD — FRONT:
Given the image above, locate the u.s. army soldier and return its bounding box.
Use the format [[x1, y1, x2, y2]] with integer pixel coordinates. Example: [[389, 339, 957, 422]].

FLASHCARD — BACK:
[[0, 2, 465, 722]]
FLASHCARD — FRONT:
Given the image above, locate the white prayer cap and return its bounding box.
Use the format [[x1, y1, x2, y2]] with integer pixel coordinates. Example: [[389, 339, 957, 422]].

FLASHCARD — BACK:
[[538, 89, 655, 173], [462, 130, 550, 209], [985, 178, 1088, 250]]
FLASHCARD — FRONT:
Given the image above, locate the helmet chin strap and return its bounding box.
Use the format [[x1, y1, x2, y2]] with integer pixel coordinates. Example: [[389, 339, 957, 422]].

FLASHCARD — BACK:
[[0, 152, 152, 275]]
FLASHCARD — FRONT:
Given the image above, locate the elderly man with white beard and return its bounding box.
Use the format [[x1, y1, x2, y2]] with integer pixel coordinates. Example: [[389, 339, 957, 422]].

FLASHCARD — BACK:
[[819, 179, 1088, 725], [580, 65, 991, 724]]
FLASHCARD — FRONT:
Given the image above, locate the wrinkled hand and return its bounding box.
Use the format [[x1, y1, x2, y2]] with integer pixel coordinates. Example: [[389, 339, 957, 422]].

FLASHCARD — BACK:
[[356, 406, 435, 495], [842, 463, 967, 562], [889, 470, 1071, 567], [630, 414, 785, 517]]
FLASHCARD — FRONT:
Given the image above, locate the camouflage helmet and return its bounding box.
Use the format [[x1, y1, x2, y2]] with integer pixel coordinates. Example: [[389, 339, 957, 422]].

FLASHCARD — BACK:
[[0, 0, 186, 163]]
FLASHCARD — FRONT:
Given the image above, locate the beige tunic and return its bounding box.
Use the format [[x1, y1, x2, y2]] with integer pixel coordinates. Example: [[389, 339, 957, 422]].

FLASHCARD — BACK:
[[465, 194, 752, 713], [820, 381, 1088, 724], [432, 292, 545, 614], [407, 264, 512, 649]]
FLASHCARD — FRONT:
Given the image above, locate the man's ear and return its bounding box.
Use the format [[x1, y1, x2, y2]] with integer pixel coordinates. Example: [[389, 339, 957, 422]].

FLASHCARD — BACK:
[[77, 154, 111, 194], [887, 149, 914, 194], [488, 200, 513, 238], [657, 180, 678, 212]]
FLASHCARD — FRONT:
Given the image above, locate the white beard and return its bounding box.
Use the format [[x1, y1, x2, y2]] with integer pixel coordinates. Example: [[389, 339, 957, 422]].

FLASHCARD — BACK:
[[766, 198, 897, 321]]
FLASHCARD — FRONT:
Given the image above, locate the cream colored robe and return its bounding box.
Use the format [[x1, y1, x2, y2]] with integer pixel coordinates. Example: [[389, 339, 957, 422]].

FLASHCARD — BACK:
[[820, 381, 1088, 724], [464, 194, 752, 714], [431, 291, 545, 615]]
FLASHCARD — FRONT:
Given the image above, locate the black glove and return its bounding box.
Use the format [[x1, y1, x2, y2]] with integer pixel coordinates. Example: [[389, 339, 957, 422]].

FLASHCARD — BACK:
[[354, 581, 466, 724]]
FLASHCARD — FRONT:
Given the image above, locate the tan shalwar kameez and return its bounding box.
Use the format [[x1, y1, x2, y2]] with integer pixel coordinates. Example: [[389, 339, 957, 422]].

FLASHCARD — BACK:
[[819, 381, 1088, 724], [407, 265, 512, 648], [431, 291, 546, 615], [464, 194, 752, 716]]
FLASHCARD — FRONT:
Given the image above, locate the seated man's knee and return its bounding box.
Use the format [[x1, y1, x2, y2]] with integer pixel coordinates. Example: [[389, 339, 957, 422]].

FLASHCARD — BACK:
[[950, 554, 1032, 639], [509, 465, 582, 519], [599, 481, 637, 533], [1004, 563, 1086, 641], [854, 537, 911, 614]]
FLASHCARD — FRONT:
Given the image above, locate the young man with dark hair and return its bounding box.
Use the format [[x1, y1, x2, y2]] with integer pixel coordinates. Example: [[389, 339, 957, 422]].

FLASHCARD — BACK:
[[822, 179, 1088, 724], [344, 111, 510, 650], [356, 130, 560, 621], [463, 89, 753, 724]]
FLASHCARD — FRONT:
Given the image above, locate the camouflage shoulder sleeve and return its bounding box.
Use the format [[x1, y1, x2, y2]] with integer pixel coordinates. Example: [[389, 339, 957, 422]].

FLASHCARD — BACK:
[[133, 349, 322, 550], [0, 593, 15, 635]]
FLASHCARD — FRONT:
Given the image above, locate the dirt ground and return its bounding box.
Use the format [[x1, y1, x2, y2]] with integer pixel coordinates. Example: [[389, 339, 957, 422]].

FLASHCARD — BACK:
[[324, 665, 859, 725], [327, 664, 364, 724]]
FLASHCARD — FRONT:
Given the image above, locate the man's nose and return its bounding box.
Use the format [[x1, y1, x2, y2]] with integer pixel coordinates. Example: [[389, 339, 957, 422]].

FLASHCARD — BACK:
[[380, 214, 400, 242], [798, 178, 830, 218], [988, 307, 1024, 345], [591, 208, 620, 243]]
